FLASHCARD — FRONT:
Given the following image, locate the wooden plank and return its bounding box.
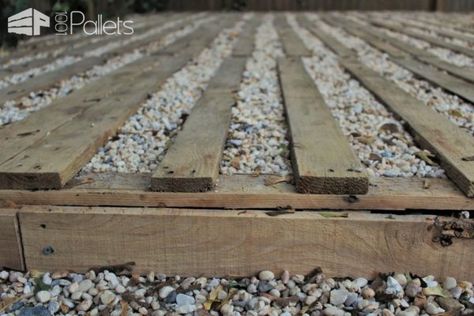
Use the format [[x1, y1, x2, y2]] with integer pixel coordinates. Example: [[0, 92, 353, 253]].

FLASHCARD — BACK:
[[19, 206, 474, 279], [0, 173, 472, 210], [232, 16, 259, 57], [370, 19, 474, 59], [328, 15, 474, 84], [0, 20, 236, 190], [339, 58, 474, 197], [391, 57, 474, 104], [275, 15, 311, 57], [278, 58, 368, 194], [0, 14, 195, 106], [298, 17, 355, 58], [0, 209, 24, 270], [151, 57, 246, 192], [0, 23, 219, 169]]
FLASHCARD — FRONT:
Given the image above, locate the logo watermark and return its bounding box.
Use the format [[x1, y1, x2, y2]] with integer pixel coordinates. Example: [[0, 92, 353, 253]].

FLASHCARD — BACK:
[[8, 8, 50, 36], [8, 8, 134, 37]]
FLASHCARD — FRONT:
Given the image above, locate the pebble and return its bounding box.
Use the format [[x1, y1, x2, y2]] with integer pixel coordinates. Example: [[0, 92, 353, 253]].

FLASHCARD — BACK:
[[99, 290, 116, 305], [159, 285, 175, 299], [35, 290, 51, 303], [259, 270, 275, 281], [444, 277, 457, 290], [18, 306, 50, 316], [330, 289, 349, 305], [77, 299, 93, 311], [78, 279, 94, 292], [176, 293, 195, 306]]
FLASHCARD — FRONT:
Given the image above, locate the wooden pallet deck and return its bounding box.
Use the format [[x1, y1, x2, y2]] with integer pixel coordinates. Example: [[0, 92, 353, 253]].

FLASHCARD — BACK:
[[0, 12, 473, 277]]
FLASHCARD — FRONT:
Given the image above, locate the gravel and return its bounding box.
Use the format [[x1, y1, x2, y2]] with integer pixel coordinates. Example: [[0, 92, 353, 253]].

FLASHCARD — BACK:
[[220, 15, 290, 176], [290, 15, 445, 178], [309, 15, 474, 136], [0, 14, 209, 127], [0, 268, 472, 316], [82, 15, 250, 173]]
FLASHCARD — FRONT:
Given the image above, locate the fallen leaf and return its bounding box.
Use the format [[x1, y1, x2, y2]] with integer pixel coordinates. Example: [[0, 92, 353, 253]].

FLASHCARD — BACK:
[[415, 151, 438, 166], [448, 109, 464, 118], [120, 301, 129, 316], [0, 296, 21, 313], [264, 175, 292, 186], [379, 122, 399, 134], [369, 153, 382, 162], [204, 285, 222, 311], [423, 285, 449, 297], [357, 136, 375, 145]]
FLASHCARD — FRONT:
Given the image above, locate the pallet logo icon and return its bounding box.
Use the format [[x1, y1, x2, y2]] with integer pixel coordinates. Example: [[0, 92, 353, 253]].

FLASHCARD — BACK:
[[8, 8, 50, 36]]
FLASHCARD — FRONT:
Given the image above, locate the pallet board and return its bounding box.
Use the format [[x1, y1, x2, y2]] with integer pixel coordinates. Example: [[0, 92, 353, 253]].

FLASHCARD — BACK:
[[151, 57, 247, 192], [278, 57, 368, 194], [17, 206, 474, 279], [0, 173, 472, 211], [0, 12, 473, 204]]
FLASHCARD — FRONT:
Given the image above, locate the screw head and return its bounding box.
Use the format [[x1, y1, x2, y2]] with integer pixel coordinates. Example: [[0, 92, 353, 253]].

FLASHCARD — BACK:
[[42, 245, 55, 256]]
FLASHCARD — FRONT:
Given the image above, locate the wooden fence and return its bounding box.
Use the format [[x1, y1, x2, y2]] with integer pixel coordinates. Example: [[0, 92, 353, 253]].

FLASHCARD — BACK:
[[166, 0, 474, 11]]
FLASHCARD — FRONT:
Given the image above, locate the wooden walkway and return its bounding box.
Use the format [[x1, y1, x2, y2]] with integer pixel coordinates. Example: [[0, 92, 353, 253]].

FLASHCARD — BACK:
[[0, 12, 472, 278]]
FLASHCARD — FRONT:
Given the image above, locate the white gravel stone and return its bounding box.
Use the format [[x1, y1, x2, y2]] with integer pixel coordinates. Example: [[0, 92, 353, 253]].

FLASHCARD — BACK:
[[35, 290, 51, 303], [259, 270, 275, 281], [221, 15, 290, 175], [99, 290, 116, 305]]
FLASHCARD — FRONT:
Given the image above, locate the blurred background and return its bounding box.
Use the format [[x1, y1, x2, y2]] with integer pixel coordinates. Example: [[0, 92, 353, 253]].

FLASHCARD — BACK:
[[1, 0, 473, 47]]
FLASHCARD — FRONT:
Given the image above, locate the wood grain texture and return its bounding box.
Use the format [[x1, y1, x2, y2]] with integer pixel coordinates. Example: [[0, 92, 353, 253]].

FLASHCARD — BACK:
[[328, 15, 474, 83], [278, 57, 368, 194], [275, 15, 311, 57], [340, 59, 474, 197], [370, 19, 474, 59], [151, 58, 246, 192], [0, 209, 24, 271], [0, 20, 235, 190], [19, 206, 474, 280], [4, 174, 472, 211], [396, 19, 474, 45]]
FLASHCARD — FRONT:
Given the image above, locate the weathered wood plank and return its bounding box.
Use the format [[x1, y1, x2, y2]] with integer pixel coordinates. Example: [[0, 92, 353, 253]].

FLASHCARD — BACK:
[[0, 209, 24, 271], [298, 17, 355, 58], [370, 19, 474, 59], [339, 59, 474, 197], [0, 20, 236, 190], [19, 206, 474, 279], [0, 22, 220, 170], [278, 57, 368, 194], [0, 14, 195, 106], [391, 57, 474, 104], [0, 174, 472, 210], [275, 15, 311, 57], [151, 57, 246, 192], [232, 16, 259, 57], [327, 15, 474, 84]]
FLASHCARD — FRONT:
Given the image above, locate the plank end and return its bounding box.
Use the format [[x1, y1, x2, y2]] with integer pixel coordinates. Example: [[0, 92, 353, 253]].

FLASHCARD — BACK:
[[0, 172, 63, 190], [296, 176, 369, 195], [150, 177, 215, 192]]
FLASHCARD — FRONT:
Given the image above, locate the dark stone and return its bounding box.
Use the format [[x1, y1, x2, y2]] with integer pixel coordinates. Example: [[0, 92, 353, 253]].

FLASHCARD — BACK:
[[164, 290, 177, 304], [19, 306, 51, 316]]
